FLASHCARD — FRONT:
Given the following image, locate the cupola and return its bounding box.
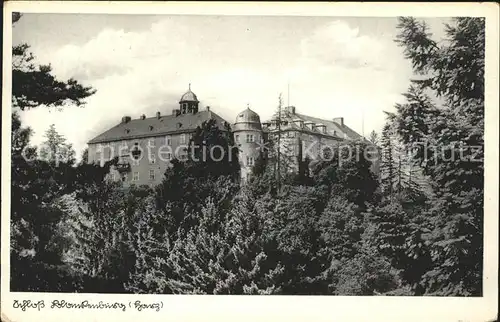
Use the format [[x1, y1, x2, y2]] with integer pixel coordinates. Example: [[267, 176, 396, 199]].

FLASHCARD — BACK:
[[179, 83, 199, 114]]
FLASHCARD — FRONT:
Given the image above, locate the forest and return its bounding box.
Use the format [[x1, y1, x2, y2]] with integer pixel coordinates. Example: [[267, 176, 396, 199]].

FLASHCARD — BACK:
[[10, 16, 484, 296]]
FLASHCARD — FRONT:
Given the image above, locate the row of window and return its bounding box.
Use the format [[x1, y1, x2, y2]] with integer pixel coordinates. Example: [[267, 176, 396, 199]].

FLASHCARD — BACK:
[[97, 150, 177, 164], [235, 134, 261, 143], [115, 169, 157, 182], [96, 134, 193, 152], [268, 131, 299, 139]]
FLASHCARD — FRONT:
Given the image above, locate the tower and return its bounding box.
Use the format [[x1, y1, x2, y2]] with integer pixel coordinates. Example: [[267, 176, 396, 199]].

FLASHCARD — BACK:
[[179, 83, 199, 114], [233, 105, 263, 182]]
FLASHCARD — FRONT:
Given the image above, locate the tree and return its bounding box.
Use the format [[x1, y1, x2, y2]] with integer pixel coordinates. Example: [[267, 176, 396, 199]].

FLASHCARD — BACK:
[[393, 17, 485, 295], [124, 194, 172, 294], [79, 148, 89, 165], [368, 193, 432, 295], [368, 130, 379, 146], [312, 140, 378, 208], [127, 186, 285, 294], [258, 184, 330, 294], [10, 12, 97, 291], [12, 13, 96, 111], [379, 122, 397, 197], [10, 114, 89, 291], [38, 124, 76, 165], [267, 94, 299, 193], [186, 118, 240, 179], [155, 119, 240, 240], [63, 177, 145, 293]]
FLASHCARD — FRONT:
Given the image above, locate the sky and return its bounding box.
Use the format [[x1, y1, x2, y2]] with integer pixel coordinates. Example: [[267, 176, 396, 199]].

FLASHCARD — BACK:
[[12, 14, 450, 159]]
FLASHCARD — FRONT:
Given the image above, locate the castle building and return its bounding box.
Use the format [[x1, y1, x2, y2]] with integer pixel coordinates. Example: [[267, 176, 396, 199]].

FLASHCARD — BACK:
[[87, 85, 229, 187], [87, 87, 367, 186], [235, 105, 367, 182]]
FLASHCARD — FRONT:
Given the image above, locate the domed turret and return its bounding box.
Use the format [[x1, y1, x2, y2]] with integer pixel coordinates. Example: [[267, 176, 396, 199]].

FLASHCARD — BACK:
[[180, 89, 199, 102], [233, 106, 262, 131], [233, 105, 264, 183], [179, 84, 199, 114]]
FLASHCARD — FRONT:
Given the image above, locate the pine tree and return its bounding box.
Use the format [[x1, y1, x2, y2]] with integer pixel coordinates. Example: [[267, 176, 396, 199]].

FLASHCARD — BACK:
[[10, 13, 97, 292], [131, 187, 284, 294], [394, 17, 485, 295], [39, 124, 76, 165], [379, 122, 396, 197], [12, 14, 95, 111], [66, 180, 136, 292], [380, 115, 429, 199], [10, 113, 97, 291], [125, 195, 172, 294], [368, 130, 379, 146], [79, 148, 89, 165]]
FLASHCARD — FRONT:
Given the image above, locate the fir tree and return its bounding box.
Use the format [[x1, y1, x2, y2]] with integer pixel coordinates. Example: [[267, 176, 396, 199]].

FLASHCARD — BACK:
[[39, 124, 76, 165], [10, 13, 96, 289], [394, 16, 485, 295], [12, 14, 95, 111], [368, 130, 379, 146]]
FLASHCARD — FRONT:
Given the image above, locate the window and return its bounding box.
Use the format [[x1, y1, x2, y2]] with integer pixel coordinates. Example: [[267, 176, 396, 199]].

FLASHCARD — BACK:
[[133, 172, 139, 181], [96, 144, 103, 152], [148, 138, 155, 147], [287, 131, 296, 138], [180, 134, 187, 144], [149, 169, 155, 181], [95, 151, 102, 162], [322, 147, 333, 160], [103, 143, 112, 160], [246, 156, 255, 166], [235, 135, 240, 143], [150, 152, 156, 164], [132, 158, 140, 166], [122, 173, 128, 182], [166, 152, 172, 160], [165, 135, 172, 145], [246, 134, 255, 143], [121, 141, 128, 148]]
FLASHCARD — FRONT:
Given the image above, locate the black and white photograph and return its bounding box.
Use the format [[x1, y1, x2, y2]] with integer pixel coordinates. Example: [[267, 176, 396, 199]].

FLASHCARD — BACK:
[[2, 2, 498, 321]]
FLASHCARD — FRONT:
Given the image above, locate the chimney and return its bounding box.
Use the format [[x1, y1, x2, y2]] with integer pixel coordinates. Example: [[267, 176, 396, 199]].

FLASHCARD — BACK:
[[206, 106, 210, 111], [140, 114, 146, 120], [156, 111, 161, 119], [333, 117, 344, 127], [287, 106, 296, 114], [121, 116, 131, 123]]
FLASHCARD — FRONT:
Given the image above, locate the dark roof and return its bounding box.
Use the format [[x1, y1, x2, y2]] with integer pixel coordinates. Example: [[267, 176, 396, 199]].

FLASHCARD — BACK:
[[88, 110, 229, 144], [262, 112, 364, 140], [294, 113, 363, 140]]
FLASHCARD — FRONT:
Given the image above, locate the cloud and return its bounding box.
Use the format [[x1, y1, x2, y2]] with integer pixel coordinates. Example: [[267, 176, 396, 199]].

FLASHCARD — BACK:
[[301, 20, 398, 71], [20, 17, 417, 160], [47, 20, 193, 82]]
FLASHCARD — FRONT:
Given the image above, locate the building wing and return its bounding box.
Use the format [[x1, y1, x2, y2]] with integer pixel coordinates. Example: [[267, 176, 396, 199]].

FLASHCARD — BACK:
[[88, 110, 229, 144]]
